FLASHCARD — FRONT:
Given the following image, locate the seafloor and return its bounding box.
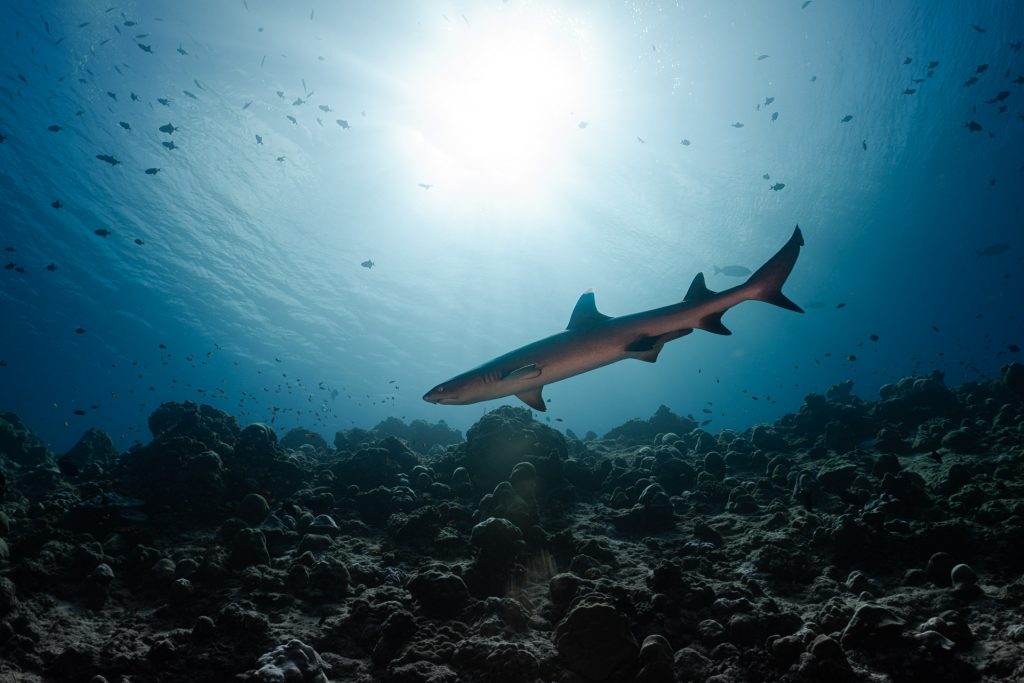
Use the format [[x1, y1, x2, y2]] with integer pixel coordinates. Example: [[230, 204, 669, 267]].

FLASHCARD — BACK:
[[1, 365, 1023, 682]]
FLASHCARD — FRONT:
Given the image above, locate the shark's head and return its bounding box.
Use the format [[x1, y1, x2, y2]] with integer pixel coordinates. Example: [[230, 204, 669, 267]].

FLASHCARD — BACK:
[[423, 370, 490, 405]]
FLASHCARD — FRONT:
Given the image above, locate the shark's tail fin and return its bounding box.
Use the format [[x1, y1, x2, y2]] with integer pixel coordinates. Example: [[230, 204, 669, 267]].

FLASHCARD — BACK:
[[745, 226, 804, 313]]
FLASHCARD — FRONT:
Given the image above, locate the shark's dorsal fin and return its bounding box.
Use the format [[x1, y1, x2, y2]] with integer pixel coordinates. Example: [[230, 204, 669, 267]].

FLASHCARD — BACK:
[[684, 273, 716, 302], [503, 364, 542, 381], [516, 386, 546, 411], [567, 290, 611, 330]]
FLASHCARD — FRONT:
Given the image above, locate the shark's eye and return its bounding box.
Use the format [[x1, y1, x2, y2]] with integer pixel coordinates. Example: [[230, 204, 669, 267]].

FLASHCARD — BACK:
[[436, 386, 444, 393]]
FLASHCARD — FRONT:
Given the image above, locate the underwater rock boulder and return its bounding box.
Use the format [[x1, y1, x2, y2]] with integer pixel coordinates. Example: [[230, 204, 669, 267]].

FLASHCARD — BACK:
[[331, 447, 402, 490], [61, 427, 117, 472], [554, 599, 639, 681], [240, 639, 329, 682], [280, 427, 330, 453], [1001, 362, 1024, 398], [840, 604, 906, 651], [465, 406, 566, 492], [406, 568, 470, 617], [0, 411, 52, 469], [372, 416, 463, 451], [475, 480, 538, 532], [602, 404, 697, 445], [148, 401, 240, 447]]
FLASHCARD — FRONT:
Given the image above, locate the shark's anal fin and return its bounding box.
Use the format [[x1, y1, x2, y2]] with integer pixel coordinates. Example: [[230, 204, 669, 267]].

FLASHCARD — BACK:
[[697, 312, 731, 335], [516, 387, 546, 411], [567, 290, 612, 330], [625, 329, 693, 362], [503, 364, 541, 381]]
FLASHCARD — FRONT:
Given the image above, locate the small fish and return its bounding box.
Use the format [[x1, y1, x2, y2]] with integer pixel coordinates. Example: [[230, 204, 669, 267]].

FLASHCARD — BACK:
[[964, 121, 983, 132], [107, 91, 117, 101], [137, 42, 152, 53], [801, 0, 811, 7], [162, 140, 176, 150], [96, 154, 120, 165], [770, 182, 786, 191], [157, 98, 170, 106], [985, 91, 1009, 104], [286, 115, 297, 124], [276, 155, 285, 162], [159, 123, 178, 134], [336, 119, 350, 129], [73, 409, 86, 416], [243, 100, 253, 109], [903, 57, 912, 65], [731, 122, 744, 128], [276, 90, 285, 98], [52, 199, 63, 209], [964, 76, 978, 87], [94, 228, 111, 237], [869, 334, 879, 342], [134, 238, 144, 245], [862, 140, 868, 150], [764, 96, 775, 106], [976, 64, 989, 73], [770, 112, 778, 122], [928, 60, 939, 70], [840, 114, 853, 122], [757, 54, 769, 61], [1009, 344, 1020, 353], [46, 263, 57, 271], [47, 124, 62, 132], [318, 104, 332, 112], [255, 134, 263, 144], [971, 24, 987, 33], [976, 243, 1010, 257], [903, 88, 916, 95], [763, 173, 771, 180], [119, 121, 131, 130], [144, 167, 160, 175], [183, 90, 197, 99], [0, 134, 6, 143], [177, 44, 187, 55], [680, 138, 690, 146], [361, 259, 374, 269], [810, 75, 817, 82], [836, 302, 846, 309], [418, 183, 432, 190], [75, 327, 86, 333], [637, 136, 645, 144], [713, 265, 751, 277], [194, 79, 205, 90]]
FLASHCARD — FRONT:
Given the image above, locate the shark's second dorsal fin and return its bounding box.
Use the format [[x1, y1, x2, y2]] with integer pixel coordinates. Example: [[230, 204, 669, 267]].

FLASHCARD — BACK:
[[684, 273, 716, 302], [567, 290, 611, 330]]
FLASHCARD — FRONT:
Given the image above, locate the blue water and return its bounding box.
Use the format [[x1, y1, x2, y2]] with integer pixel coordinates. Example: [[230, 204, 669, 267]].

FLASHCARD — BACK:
[[1, 1, 1021, 452]]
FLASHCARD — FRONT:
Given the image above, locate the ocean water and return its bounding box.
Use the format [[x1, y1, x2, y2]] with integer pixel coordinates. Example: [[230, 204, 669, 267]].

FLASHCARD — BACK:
[[1, 0, 1021, 453]]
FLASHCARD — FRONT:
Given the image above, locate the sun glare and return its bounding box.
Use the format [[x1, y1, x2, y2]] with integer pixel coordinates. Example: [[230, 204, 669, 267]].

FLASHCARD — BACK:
[[409, 11, 592, 200]]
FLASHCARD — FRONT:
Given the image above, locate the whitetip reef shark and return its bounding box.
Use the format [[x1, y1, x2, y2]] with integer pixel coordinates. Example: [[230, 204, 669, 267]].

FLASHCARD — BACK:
[[423, 226, 804, 412]]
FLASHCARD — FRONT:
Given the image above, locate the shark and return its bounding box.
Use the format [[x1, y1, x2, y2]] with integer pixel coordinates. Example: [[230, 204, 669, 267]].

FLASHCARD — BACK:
[[423, 226, 804, 411]]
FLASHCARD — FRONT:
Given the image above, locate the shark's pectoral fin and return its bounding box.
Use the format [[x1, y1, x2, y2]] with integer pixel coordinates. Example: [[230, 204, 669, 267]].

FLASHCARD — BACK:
[[503, 364, 542, 381], [515, 387, 546, 411], [698, 312, 731, 335], [626, 329, 693, 362]]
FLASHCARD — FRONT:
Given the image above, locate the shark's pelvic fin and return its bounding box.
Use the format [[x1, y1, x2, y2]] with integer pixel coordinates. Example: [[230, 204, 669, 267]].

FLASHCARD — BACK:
[[516, 387, 546, 411], [625, 329, 694, 362], [503, 364, 542, 381], [684, 273, 716, 302], [567, 290, 612, 330]]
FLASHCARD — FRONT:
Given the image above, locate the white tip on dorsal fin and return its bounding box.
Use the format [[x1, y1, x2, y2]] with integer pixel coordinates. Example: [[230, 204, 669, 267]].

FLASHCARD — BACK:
[[567, 290, 612, 330]]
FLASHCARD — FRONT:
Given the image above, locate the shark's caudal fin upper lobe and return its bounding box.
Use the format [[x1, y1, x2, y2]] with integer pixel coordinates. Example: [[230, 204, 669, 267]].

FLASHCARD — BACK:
[[745, 225, 804, 313]]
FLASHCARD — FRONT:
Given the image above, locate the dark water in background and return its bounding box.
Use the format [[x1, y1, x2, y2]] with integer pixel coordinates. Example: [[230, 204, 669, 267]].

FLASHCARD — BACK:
[[0, 0, 1021, 452]]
